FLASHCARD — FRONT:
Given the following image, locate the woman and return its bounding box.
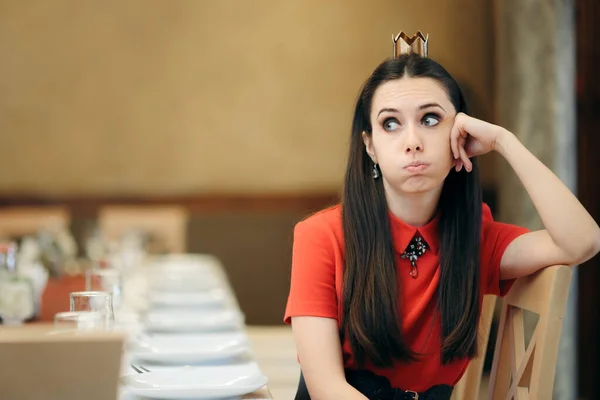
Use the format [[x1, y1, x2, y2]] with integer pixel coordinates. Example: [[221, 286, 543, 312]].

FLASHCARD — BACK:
[[284, 51, 600, 400]]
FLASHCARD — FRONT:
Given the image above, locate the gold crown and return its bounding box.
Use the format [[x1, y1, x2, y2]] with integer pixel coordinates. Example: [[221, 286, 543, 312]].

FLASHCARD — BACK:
[[393, 31, 428, 58]]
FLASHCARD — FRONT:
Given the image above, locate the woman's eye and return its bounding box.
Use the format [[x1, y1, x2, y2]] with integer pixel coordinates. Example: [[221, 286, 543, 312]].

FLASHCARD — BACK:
[[383, 118, 400, 131], [422, 114, 440, 127]]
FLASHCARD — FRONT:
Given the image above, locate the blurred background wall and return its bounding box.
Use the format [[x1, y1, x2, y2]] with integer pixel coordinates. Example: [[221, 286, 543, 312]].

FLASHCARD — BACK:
[[0, 0, 497, 195]]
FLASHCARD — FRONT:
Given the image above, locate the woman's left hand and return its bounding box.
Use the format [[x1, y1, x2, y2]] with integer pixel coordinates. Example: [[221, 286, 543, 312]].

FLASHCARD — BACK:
[[450, 113, 506, 172]]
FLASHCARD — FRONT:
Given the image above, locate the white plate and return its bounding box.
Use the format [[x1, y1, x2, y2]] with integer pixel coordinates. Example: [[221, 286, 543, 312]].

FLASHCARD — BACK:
[[152, 253, 223, 269], [130, 332, 250, 364], [144, 309, 245, 332], [148, 288, 230, 309], [148, 273, 223, 292], [121, 362, 268, 399]]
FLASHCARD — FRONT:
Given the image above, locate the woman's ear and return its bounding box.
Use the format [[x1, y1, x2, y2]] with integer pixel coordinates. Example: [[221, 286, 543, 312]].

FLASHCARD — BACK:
[[362, 131, 377, 163]]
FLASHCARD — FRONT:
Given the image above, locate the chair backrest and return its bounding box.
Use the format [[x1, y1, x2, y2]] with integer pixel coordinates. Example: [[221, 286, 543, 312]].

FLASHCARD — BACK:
[[451, 294, 497, 400], [0, 206, 70, 238], [98, 205, 189, 253], [0, 324, 124, 400], [453, 265, 572, 400], [488, 265, 572, 399]]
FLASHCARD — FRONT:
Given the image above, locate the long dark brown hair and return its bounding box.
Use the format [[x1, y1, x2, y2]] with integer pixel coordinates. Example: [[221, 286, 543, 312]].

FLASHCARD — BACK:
[[341, 53, 482, 367]]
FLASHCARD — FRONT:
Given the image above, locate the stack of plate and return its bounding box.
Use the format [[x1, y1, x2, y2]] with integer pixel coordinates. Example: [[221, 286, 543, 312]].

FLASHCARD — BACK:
[[119, 254, 269, 399]]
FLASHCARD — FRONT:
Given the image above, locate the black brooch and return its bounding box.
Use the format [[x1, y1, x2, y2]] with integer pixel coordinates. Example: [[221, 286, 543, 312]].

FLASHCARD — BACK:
[[401, 234, 428, 278]]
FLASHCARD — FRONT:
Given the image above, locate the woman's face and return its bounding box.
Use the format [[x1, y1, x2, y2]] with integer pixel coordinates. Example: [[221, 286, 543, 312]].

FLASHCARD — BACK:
[[363, 77, 457, 195]]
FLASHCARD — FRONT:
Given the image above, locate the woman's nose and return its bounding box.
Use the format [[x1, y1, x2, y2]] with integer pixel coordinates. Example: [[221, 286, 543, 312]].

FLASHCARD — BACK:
[[404, 126, 423, 153]]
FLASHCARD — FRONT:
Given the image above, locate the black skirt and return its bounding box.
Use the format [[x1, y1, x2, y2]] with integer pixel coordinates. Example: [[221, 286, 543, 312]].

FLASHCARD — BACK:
[[294, 370, 453, 400]]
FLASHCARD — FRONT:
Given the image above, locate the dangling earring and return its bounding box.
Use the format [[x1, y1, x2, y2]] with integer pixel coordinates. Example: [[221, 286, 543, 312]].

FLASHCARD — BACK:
[[372, 162, 380, 179]]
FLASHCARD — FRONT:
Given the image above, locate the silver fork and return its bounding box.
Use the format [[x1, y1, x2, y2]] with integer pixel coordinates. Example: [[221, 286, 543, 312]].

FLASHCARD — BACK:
[[131, 364, 151, 373]]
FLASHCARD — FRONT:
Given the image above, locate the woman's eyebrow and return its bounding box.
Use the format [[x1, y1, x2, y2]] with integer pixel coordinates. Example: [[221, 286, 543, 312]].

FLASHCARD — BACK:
[[377, 103, 446, 117], [377, 107, 398, 117], [419, 102, 446, 112]]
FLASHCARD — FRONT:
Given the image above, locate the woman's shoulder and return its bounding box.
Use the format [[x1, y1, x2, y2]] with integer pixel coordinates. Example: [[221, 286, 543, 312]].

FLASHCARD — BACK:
[[297, 204, 342, 227], [482, 202, 493, 222], [294, 204, 343, 238]]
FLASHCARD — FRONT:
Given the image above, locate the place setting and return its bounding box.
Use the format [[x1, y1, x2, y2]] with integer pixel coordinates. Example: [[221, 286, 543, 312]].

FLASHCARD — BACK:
[[120, 360, 269, 400], [119, 254, 270, 399], [38, 247, 270, 400]]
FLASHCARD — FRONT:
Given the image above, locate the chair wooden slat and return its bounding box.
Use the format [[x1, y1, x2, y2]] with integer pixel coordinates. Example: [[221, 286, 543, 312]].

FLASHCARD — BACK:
[[453, 265, 572, 400]]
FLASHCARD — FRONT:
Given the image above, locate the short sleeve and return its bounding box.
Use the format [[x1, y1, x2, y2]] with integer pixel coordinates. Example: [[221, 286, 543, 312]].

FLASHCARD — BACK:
[[481, 220, 529, 297], [482, 202, 493, 222], [283, 217, 339, 324]]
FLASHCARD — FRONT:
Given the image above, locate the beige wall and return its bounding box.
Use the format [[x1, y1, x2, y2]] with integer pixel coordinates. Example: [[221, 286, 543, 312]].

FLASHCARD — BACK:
[[0, 0, 495, 196]]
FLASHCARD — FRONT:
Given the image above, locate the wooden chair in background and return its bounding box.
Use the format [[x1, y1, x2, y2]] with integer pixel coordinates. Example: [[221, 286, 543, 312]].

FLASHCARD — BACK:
[[98, 205, 189, 253], [0, 206, 71, 238], [452, 265, 573, 400], [0, 324, 125, 400]]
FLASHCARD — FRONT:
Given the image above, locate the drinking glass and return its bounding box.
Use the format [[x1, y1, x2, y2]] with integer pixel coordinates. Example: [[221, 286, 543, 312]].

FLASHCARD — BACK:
[[85, 268, 123, 310], [69, 291, 114, 330], [54, 311, 104, 331]]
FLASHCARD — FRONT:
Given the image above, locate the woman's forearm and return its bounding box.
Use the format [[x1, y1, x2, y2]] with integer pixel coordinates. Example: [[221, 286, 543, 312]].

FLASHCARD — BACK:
[[494, 129, 600, 263]]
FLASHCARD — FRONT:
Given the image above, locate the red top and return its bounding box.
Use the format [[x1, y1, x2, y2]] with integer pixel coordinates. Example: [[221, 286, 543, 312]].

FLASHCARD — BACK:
[[284, 203, 528, 392]]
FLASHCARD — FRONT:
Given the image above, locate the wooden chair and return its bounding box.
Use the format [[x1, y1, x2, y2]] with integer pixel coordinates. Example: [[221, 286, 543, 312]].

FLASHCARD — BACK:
[[0, 206, 70, 238], [451, 295, 498, 400], [452, 265, 573, 399], [98, 205, 189, 253], [0, 324, 125, 400]]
